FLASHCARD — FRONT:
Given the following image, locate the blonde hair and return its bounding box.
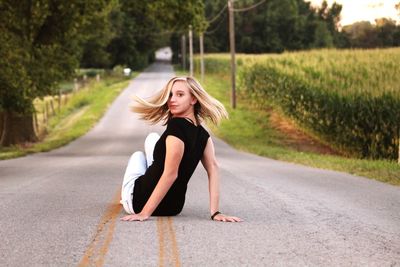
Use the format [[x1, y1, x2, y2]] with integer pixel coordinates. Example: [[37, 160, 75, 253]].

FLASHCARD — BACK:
[[130, 76, 228, 125]]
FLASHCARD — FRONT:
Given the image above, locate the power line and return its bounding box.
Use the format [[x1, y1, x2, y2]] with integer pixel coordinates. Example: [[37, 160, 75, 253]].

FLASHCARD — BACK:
[[205, 11, 227, 35], [232, 0, 266, 12], [207, 4, 228, 24]]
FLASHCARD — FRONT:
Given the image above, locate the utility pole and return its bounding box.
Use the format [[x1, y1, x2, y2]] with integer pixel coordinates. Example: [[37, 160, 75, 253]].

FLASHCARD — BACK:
[[228, 0, 236, 109], [189, 25, 194, 77], [181, 35, 186, 70], [199, 32, 205, 83]]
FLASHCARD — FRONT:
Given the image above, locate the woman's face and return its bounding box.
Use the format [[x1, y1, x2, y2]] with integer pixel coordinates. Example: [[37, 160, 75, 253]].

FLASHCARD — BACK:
[[167, 81, 197, 117]]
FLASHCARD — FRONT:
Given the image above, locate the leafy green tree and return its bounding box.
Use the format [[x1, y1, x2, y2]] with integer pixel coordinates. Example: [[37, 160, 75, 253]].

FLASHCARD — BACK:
[[394, 2, 400, 45], [107, 0, 161, 70], [312, 21, 333, 47], [0, 0, 113, 146], [341, 18, 400, 48], [342, 21, 378, 48], [203, 1, 228, 52], [108, 0, 205, 69], [202, 0, 342, 53], [80, 0, 118, 68], [375, 18, 397, 47]]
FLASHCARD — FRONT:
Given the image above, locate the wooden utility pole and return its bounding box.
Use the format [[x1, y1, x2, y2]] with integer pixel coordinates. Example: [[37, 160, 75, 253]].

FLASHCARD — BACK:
[[181, 35, 186, 70], [228, 0, 236, 109], [189, 25, 194, 77], [199, 32, 205, 82]]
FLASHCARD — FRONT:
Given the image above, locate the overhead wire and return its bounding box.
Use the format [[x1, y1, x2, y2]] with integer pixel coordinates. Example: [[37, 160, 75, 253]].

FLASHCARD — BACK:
[[204, 14, 226, 35], [204, 3, 228, 35], [203, 0, 267, 35], [206, 4, 228, 24], [232, 0, 267, 12]]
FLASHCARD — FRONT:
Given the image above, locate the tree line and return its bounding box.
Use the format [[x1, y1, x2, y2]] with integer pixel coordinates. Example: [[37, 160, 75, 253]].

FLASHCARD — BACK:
[[341, 18, 400, 48], [201, 0, 400, 53]]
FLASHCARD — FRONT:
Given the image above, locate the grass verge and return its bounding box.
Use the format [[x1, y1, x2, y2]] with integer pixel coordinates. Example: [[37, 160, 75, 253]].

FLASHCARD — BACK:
[[177, 69, 400, 186], [0, 76, 132, 160]]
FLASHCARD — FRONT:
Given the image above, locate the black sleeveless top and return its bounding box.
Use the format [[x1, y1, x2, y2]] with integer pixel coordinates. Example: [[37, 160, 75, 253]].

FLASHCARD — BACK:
[[132, 117, 210, 216]]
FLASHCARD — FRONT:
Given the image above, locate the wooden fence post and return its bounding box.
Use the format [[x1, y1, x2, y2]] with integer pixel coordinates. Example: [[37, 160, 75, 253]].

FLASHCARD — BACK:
[[46, 101, 50, 121], [58, 89, 61, 113], [74, 78, 78, 93], [33, 109, 39, 134], [0, 111, 4, 140], [42, 106, 46, 124], [50, 99, 55, 115]]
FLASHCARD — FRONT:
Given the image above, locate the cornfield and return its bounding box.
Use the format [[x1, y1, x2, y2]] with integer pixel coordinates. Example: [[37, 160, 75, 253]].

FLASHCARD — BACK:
[[194, 48, 400, 159]]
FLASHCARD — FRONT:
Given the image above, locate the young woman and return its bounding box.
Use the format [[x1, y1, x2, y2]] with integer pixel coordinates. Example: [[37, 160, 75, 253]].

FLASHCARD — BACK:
[[120, 76, 242, 222]]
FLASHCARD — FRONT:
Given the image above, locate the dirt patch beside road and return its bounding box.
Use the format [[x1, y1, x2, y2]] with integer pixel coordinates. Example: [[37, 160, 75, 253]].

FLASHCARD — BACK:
[[269, 110, 340, 156]]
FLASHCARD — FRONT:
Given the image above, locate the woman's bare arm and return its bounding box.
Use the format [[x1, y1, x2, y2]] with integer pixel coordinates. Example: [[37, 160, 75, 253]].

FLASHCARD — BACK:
[[201, 137, 242, 222], [121, 135, 184, 221]]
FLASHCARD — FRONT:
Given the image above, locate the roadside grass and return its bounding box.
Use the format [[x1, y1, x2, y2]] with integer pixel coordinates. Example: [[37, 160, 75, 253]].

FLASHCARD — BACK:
[[0, 76, 132, 160], [176, 70, 400, 186]]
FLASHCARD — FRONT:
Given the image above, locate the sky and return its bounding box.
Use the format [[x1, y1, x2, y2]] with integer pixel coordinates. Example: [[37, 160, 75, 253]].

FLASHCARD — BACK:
[[306, 0, 399, 26]]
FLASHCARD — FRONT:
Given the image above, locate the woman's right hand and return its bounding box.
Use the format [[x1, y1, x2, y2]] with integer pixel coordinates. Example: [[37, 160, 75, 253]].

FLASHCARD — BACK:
[[121, 213, 150, 222], [212, 213, 243, 222]]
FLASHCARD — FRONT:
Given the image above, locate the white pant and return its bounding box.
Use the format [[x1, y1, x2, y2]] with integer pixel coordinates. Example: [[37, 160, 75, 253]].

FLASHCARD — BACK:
[[120, 132, 160, 214]]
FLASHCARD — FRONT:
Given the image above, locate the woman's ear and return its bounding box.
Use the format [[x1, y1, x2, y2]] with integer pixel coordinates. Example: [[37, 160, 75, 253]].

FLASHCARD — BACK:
[[191, 96, 198, 106]]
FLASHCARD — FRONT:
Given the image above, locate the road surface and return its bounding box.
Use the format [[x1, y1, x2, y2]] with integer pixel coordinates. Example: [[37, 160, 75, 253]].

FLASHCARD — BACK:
[[1, 62, 400, 266]]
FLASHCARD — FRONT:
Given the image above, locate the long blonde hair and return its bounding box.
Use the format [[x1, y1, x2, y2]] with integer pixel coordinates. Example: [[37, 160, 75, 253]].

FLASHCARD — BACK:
[[130, 76, 228, 125]]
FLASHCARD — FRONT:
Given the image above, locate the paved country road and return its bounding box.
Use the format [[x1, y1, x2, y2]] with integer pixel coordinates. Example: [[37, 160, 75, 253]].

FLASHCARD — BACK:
[[1, 62, 400, 267]]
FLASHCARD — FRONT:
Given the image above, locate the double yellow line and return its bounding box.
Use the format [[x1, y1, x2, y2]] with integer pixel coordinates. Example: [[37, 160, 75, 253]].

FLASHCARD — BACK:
[[78, 190, 122, 267], [157, 217, 181, 267], [78, 190, 181, 267]]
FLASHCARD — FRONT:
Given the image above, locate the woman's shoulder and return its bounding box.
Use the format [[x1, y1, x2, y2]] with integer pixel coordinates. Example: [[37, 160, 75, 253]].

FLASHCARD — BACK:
[[167, 117, 187, 128], [199, 124, 210, 138], [167, 117, 209, 135]]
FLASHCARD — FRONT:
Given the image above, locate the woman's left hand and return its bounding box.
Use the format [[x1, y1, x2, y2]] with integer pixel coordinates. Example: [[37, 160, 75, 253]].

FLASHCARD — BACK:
[[213, 213, 243, 222], [121, 213, 150, 222]]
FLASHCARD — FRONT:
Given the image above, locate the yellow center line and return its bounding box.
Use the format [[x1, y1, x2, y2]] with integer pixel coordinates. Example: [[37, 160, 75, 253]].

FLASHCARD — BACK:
[[157, 217, 166, 267], [167, 217, 181, 267], [78, 189, 122, 267], [78, 187, 181, 266], [157, 217, 181, 267]]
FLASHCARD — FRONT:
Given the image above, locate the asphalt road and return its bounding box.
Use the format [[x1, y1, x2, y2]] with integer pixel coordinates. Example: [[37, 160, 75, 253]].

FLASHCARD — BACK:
[[1, 62, 400, 267]]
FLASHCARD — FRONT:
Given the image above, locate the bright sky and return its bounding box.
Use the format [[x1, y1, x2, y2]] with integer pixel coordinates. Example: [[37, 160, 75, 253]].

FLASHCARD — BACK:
[[306, 0, 399, 26]]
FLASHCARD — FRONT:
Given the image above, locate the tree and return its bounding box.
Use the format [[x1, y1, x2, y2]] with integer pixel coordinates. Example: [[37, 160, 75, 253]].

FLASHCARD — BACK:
[[312, 21, 333, 47], [342, 21, 378, 48], [202, 0, 343, 53], [107, 0, 161, 70], [375, 18, 397, 47], [340, 18, 400, 48], [107, 0, 205, 69], [316, 0, 342, 46], [0, 0, 113, 146], [80, 0, 118, 68], [203, 0, 229, 52]]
